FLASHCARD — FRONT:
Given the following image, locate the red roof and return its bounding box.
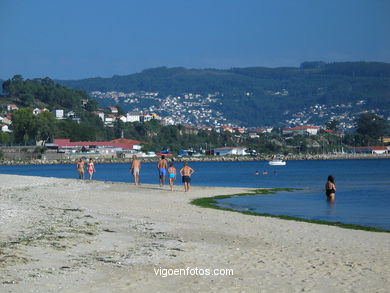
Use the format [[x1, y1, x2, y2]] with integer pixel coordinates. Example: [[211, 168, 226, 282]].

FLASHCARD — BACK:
[[370, 146, 388, 150], [53, 138, 142, 150], [325, 129, 344, 135], [349, 146, 387, 150], [284, 126, 319, 130]]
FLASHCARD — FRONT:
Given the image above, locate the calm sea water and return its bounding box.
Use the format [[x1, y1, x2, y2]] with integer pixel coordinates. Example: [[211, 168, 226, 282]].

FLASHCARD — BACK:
[[0, 159, 389, 230]]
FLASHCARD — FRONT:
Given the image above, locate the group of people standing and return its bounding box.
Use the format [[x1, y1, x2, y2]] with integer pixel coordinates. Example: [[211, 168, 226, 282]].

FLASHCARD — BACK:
[[76, 155, 195, 192], [76, 158, 96, 180], [131, 155, 195, 192]]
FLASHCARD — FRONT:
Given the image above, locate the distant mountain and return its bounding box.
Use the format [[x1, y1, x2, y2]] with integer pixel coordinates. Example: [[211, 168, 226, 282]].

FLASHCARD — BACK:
[[57, 62, 390, 126]]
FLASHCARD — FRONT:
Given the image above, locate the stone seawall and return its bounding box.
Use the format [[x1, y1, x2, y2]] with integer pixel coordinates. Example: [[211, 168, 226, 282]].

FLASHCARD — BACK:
[[0, 153, 389, 166]]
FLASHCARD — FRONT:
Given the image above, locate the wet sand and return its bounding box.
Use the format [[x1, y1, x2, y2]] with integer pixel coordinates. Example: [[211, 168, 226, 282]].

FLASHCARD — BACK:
[[0, 174, 389, 292]]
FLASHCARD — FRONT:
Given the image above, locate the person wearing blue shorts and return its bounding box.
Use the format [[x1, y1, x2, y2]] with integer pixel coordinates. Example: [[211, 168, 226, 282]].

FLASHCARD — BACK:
[[157, 155, 168, 187], [167, 163, 177, 191]]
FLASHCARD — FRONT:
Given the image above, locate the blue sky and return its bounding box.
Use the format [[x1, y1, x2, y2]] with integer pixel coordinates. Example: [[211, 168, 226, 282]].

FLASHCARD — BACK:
[[0, 0, 389, 79]]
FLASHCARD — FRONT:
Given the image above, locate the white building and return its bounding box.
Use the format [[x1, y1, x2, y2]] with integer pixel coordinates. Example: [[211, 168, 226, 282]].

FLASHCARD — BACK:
[[7, 104, 18, 111], [1, 124, 11, 132], [53, 109, 64, 119], [93, 111, 105, 121], [105, 114, 116, 125], [282, 126, 319, 136], [140, 113, 153, 122], [117, 115, 127, 123], [126, 112, 140, 122], [108, 106, 118, 114], [66, 111, 76, 118], [213, 147, 247, 156], [32, 108, 41, 115]]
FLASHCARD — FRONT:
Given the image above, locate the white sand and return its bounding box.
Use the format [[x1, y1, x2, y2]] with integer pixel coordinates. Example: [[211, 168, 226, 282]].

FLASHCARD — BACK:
[[0, 174, 389, 293]]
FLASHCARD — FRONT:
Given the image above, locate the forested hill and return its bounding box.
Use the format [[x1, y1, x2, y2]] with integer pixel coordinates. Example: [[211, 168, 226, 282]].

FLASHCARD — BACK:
[[58, 62, 390, 94], [56, 62, 390, 126]]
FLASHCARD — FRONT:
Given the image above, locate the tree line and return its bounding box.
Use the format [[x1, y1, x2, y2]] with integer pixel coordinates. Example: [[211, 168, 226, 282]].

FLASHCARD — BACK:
[[0, 74, 389, 154]]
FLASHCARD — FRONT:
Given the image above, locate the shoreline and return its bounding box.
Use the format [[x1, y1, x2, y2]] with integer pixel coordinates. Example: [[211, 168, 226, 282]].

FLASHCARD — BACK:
[[1, 152, 390, 166], [191, 189, 390, 233], [1, 175, 389, 292]]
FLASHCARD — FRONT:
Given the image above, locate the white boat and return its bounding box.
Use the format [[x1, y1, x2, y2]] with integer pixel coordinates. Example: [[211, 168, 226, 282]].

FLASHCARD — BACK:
[[268, 159, 286, 166]]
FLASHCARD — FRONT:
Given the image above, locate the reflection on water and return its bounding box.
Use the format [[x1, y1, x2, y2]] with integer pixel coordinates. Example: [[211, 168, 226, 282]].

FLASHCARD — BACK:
[[326, 200, 336, 217]]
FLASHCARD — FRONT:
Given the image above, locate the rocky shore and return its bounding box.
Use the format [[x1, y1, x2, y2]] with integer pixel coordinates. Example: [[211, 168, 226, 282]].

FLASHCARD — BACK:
[[0, 153, 389, 166]]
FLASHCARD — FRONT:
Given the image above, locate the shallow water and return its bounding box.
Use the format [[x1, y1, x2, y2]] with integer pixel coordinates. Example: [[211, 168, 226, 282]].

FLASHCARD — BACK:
[[0, 159, 389, 230]]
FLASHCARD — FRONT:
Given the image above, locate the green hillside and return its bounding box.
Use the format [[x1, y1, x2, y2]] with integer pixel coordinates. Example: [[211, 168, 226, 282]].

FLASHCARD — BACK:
[[57, 62, 390, 125]]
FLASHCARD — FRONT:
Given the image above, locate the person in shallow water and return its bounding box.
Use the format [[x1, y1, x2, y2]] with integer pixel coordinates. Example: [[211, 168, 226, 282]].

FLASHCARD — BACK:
[[87, 158, 96, 180], [325, 175, 336, 201], [76, 158, 85, 180]]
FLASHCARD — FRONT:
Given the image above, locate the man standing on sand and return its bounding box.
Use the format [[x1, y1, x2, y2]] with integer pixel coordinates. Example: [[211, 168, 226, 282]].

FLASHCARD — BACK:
[[180, 162, 195, 192], [130, 155, 141, 185], [157, 155, 168, 187], [76, 158, 85, 180]]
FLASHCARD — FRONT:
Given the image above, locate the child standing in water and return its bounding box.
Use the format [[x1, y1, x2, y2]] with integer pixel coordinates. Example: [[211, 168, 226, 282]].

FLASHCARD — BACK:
[[167, 163, 177, 191]]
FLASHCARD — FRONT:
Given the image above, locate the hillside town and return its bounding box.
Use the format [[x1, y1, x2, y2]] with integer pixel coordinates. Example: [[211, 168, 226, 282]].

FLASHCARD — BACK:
[[90, 91, 228, 127], [90, 90, 390, 130], [1, 99, 389, 162]]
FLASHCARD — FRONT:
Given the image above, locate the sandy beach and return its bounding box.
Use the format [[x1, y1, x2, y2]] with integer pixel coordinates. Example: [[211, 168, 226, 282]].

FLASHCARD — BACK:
[[0, 174, 389, 293]]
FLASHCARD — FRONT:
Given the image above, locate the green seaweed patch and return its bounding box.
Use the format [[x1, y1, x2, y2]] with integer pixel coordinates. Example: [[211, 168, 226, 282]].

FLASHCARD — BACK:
[[191, 188, 390, 233]]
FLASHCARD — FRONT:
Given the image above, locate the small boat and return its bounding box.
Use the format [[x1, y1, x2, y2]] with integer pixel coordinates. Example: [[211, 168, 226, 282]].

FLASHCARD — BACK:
[[268, 159, 286, 166]]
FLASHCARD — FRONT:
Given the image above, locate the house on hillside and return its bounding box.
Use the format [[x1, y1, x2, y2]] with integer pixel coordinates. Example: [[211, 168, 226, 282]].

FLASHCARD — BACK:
[[282, 126, 319, 136], [2, 115, 12, 125], [213, 147, 247, 156], [117, 115, 127, 123], [105, 114, 116, 125], [234, 127, 245, 134], [108, 106, 118, 114], [7, 104, 18, 111], [161, 117, 175, 126], [33, 108, 41, 115], [140, 113, 153, 122], [201, 126, 213, 132], [0, 124, 11, 132], [53, 109, 64, 119], [126, 112, 140, 123], [221, 126, 233, 133], [93, 111, 105, 121]]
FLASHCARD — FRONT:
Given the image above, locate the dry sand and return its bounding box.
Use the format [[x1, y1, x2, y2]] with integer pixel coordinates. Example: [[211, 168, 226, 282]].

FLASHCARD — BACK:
[[0, 174, 389, 293]]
